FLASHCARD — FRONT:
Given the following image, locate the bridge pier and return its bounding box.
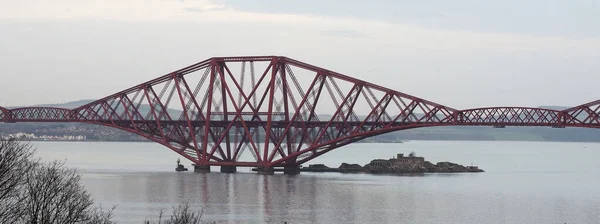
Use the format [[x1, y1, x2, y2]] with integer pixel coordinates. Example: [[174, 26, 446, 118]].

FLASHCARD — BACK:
[[193, 165, 211, 173], [256, 167, 275, 175], [220, 166, 237, 173], [283, 166, 301, 175]]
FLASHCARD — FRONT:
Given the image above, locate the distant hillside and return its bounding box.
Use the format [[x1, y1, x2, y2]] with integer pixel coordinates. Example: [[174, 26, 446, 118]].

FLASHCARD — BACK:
[[8, 99, 96, 109], [1, 100, 599, 142], [382, 126, 600, 142], [35, 99, 97, 109], [16, 99, 184, 119], [538, 106, 570, 110]]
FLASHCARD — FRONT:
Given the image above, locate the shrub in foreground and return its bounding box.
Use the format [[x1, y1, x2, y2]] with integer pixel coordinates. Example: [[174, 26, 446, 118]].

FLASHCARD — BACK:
[[0, 138, 211, 224], [144, 203, 207, 224], [0, 138, 114, 224]]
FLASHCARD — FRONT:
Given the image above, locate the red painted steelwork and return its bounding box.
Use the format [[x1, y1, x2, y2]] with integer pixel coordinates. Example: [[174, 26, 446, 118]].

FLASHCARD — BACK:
[[9, 107, 74, 122], [1, 56, 598, 168], [0, 107, 7, 121], [455, 107, 564, 127], [562, 100, 600, 128]]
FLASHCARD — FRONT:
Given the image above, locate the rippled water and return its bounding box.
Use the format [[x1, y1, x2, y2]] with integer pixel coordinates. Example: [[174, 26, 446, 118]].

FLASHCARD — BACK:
[[33, 141, 600, 224]]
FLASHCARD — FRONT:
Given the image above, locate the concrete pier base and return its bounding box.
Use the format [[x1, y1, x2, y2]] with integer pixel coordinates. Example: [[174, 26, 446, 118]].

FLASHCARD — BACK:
[[194, 165, 211, 173], [256, 167, 275, 175], [220, 166, 237, 173], [283, 166, 301, 175]]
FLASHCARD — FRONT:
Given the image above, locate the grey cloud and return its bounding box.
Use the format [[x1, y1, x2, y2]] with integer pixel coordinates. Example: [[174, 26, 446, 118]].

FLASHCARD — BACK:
[[183, 5, 226, 13], [322, 29, 365, 38], [183, 7, 206, 13]]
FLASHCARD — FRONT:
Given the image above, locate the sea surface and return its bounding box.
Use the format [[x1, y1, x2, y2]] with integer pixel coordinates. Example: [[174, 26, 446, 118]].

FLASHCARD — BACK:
[[32, 141, 600, 224]]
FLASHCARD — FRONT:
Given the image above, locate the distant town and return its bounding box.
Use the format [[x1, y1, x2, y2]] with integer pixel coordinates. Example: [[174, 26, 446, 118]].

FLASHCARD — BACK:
[[0, 122, 147, 142], [2, 132, 86, 141]]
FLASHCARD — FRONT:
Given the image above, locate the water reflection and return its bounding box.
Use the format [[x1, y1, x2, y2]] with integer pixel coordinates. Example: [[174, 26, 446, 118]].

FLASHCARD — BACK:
[[64, 140, 600, 224], [83, 171, 600, 224]]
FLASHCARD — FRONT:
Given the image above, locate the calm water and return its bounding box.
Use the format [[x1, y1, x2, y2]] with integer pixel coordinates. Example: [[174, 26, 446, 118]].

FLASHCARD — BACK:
[[32, 141, 600, 224]]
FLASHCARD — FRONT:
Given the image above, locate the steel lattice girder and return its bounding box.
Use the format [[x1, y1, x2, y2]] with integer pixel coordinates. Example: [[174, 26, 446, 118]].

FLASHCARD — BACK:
[[1, 56, 599, 168], [0, 107, 7, 121]]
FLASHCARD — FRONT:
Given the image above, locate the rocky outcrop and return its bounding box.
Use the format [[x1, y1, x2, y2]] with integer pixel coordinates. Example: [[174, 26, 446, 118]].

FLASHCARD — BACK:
[[432, 162, 483, 173], [364, 163, 426, 173], [302, 164, 330, 172], [362, 160, 483, 173], [338, 163, 362, 170], [302, 155, 484, 174], [338, 163, 363, 173]]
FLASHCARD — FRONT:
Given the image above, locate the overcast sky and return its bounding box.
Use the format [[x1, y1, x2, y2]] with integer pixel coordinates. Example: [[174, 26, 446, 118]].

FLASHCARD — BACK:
[[0, 0, 598, 109]]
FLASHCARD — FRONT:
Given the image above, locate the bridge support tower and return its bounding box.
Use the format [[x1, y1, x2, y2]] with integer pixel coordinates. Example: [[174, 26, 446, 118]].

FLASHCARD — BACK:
[[256, 167, 275, 175], [283, 165, 301, 175], [220, 166, 237, 173], [194, 165, 211, 173]]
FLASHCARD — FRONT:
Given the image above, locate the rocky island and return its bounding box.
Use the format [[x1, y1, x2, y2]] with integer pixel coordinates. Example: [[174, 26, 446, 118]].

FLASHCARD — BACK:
[[302, 152, 483, 174]]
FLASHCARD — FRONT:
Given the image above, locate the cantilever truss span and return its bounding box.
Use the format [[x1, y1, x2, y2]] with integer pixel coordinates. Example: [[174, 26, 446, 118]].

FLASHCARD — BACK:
[[1, 56, 599, 168]]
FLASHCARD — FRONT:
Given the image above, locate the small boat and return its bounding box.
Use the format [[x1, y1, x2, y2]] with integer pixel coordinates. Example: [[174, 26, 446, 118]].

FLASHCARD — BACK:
[[175, 158, 188, 172]]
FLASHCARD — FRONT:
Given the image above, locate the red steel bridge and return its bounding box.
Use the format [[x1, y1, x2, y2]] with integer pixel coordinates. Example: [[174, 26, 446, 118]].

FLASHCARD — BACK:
[[1, 56, 599, 174]]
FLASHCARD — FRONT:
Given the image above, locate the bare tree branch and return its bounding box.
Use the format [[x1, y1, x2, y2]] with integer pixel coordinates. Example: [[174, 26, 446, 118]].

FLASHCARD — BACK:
[[0, 139, 116, 224], [145, 203, 205, 224], [0, 138, 34, 222]]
